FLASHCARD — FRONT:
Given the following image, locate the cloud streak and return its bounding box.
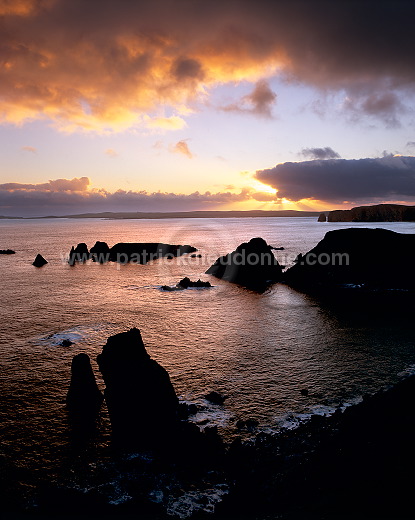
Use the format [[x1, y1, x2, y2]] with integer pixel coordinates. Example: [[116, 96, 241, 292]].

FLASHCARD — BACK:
[[21, 145, 37, 153], [0, 177, 89, 192], [301, 147, 340, 160], [1, 1, 415, 131], [256, 155, 415, 204], [222, 80, 277, 118]]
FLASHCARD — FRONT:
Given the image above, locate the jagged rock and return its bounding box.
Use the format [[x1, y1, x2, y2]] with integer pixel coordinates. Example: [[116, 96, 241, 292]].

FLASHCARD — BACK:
[[205, 237, 282, 291], [177, 277, 212, 288], [0, 249, 15, 254], [108, 243, 197, 263], [96, 328, 180, 446], [328, 203, 415, 222], [318, 212, 327, 222], [66, 353, 103, 417], [160, 284, 184, 291], [68, 243, 90, 265], [90, 241, 110, 263], [32, 254, 48, 267], [161, 277, 212, 291], [205, 391, 227, 405], [284, 228, 415, 291]]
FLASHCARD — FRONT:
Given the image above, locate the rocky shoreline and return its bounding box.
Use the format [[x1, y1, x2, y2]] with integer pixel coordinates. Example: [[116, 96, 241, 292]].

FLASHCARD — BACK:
[[3, 327, 415, 520]]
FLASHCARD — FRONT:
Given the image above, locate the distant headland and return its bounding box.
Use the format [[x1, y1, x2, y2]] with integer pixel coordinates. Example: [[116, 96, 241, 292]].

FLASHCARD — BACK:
[[1, 210, 321, 219], [327, 203, 415, 222]]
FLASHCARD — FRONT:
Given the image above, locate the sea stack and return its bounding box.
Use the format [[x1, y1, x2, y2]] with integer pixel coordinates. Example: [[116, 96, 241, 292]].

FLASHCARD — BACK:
[[90, 241, 111, 263], [206, 237, 282, 291], [68, 243, 90, 265], [97, 328, 179, 447], [318, 212, 327, 222], [32, 254, 48, 267], [66, 353, 103, 418]]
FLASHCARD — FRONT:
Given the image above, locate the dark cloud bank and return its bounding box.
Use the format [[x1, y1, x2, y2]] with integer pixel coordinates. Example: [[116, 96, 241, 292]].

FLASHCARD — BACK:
[[256, 155, 415, 204], [2, 155, 415, 216], [0, 180, 258, 217]]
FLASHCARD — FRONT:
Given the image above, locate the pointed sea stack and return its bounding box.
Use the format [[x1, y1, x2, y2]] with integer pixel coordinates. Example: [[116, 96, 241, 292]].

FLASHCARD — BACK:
[[66, 353, 103, 418], [205, 237, 282, 291], [32, 254, 48, 267], [97, 328, 179, 447]]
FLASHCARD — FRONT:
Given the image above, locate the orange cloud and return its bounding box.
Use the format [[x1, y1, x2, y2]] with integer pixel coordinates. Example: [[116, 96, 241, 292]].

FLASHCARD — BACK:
[[0, 1, 414, 132], [0, 176, 90, 192], [21, 145, 37, 153], [172, 140, 193, 158]]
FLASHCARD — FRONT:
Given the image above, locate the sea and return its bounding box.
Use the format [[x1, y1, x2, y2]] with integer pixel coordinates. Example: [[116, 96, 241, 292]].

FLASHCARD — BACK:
[[1, 216, 415, 517]]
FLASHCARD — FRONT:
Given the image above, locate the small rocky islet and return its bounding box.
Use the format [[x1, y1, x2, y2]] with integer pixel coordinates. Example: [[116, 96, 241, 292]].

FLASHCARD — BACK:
[[68, 241, 197, 265]]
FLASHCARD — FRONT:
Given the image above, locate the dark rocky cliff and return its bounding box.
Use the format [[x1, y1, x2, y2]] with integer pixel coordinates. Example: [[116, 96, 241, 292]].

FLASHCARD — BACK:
[[328, 203, 415, 222]]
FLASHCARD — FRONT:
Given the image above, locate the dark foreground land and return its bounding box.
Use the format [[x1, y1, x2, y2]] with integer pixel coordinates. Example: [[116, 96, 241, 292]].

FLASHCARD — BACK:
[[2, 339, 415, 520]]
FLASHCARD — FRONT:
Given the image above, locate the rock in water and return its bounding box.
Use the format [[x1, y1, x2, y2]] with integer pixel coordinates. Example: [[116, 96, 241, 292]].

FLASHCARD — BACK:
[[108, 243, 197, 263], [90, 241, 110, 263], [32, 254, 48, 267], [318, 212, 327, 222], [205, 237, 282, 291], [284, 228, 415, 291], [68, 243, 90, 265], [66, 353, 103, 417], [97, 328, 179, 447], [177, 277, 212, 288]]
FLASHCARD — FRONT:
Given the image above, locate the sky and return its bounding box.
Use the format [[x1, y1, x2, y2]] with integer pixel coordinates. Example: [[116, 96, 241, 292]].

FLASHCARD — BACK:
[[1, 0, 415, 217]]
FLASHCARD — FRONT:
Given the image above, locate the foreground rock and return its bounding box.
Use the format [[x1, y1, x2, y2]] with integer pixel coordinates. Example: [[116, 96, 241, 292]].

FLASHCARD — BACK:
[[66, 353, 103, 418], [206, 237, 282, 291], [284, 228, 415, 291], [95, 328, 225, 464], [328, 203, 415, 222], [32, 254, 48, 267], [217, 374, 415, 520], [97, 328, 180, 446]]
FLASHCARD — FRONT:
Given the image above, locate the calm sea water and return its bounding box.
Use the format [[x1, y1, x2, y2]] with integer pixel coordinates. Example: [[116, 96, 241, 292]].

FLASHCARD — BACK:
[[1, 217, 415, 513]]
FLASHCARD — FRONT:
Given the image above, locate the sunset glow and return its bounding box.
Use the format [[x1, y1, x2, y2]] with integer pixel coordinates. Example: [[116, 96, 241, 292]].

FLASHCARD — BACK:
[[1, 0, 415, 216]]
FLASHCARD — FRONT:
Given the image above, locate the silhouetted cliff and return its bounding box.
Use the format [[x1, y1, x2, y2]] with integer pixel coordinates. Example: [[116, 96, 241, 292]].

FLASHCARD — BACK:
[[284, 227, 415, 291], [328, 203, 415, 222]]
